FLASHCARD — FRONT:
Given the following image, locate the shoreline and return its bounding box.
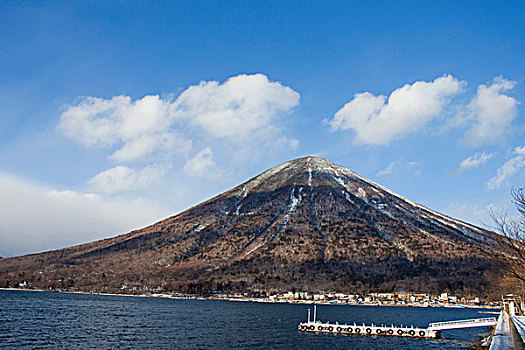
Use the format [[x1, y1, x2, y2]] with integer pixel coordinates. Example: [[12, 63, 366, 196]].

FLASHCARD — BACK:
[[0, 288, 501, 310]]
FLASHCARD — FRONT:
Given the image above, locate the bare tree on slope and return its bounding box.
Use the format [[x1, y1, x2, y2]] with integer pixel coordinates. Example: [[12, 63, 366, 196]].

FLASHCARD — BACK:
[[491, 188, 525, 308]]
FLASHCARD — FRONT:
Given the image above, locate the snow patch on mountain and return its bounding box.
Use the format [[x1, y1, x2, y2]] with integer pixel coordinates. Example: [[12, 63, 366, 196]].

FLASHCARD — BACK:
[[280, 187, 301, 228], [343, 191, 355, 204], [331, 175, 345, 188], [323, 159, 492, 243], [242, 160, 291, 193], [234, 204, 242, 216]]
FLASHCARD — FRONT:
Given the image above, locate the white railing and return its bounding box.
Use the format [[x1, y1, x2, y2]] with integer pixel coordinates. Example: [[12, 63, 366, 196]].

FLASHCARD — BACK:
[[428, 317, 497, 330]]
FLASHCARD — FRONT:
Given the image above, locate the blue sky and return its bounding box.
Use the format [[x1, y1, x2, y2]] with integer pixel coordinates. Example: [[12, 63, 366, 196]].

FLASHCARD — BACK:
[[1, 1, 524, 256]]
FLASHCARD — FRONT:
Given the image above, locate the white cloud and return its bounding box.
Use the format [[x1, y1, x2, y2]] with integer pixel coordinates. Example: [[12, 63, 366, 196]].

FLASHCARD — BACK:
[[173, 73, 300, 138], [458, 151, 495, 172], [183, 148, 221, 178], [110, 132, 191, 162], [328, 75, 464, 145], [58, 95, 190, 162], [0, 172, 170, 257], [88, 165, 167, 194], [377, 162, 395, 176], [266, 136, 299, 151], [487, 146, 525, 190], [462, 76, 518, 146], [58, 74, 300, 190]]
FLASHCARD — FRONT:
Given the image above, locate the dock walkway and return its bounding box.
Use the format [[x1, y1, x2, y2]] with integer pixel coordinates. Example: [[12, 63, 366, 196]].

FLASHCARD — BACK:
[[428, 317, 497, 330], [490, 311, 515, 350], [298, 305, 495, 339], [298, 320, 439, 338], [511, 316, 525, 343], [489, 311, 525, 350]]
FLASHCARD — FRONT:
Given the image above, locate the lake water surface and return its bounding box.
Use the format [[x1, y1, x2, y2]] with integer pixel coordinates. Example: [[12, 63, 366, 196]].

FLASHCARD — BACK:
[[0, 290, 494, 349]]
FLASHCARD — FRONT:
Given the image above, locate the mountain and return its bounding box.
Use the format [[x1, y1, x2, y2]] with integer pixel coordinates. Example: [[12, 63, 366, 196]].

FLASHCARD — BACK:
[[0, 156, 502, 295]]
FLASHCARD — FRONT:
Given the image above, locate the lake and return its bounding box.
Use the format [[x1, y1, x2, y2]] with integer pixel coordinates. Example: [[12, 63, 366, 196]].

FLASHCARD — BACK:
[[0, 290, 494, 349]]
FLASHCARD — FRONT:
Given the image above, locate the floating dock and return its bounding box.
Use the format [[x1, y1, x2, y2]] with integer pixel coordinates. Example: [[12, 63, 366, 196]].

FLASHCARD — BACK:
[[298, 305, 497, 339]]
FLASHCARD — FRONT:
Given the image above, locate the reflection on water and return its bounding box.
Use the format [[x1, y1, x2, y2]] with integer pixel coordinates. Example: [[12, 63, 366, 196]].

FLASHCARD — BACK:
[[0, 290, 493, 349]]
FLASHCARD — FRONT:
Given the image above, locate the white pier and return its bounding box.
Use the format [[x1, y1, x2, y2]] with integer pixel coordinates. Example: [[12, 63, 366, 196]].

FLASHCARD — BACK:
[[490, 311, 515, 350], [298, 320, 440, 338], [298, 305, 496, 339], [428, 317, 497, 330]]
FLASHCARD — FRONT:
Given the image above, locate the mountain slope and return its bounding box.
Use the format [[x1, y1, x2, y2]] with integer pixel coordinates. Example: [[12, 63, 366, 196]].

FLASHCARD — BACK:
[[0, 156, 501, 295]]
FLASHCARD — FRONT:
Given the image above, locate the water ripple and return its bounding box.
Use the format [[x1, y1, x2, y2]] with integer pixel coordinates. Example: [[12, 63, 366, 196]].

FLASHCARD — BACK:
[[0, 290, 490, 349]]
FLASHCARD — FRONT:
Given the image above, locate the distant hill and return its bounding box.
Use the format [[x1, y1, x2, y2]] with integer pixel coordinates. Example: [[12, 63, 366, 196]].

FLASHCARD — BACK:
[[0, 156, 503, 295]]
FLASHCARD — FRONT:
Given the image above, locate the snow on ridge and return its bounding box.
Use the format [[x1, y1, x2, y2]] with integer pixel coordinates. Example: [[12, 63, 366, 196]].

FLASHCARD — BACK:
[[234, 204, 242, 216], [329, 162, 486, 235], [271, 187, 302, 242], [284, 187, 301, 220], [373, 202, 393, 217], [245, 186, 305, 257], [239, 159, 293, 194], [233, 156, 487, 240], [392, 241, 415, 262], [232, 186, 248, 216], [343, 191, 354, 204], [244, 187, 304, 256], [421, 211, 489, 243], [370, 187, 384, 197], [307, 157, 313, 188], [330, 174, 346, 188], [330, 174, 368, 200]]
